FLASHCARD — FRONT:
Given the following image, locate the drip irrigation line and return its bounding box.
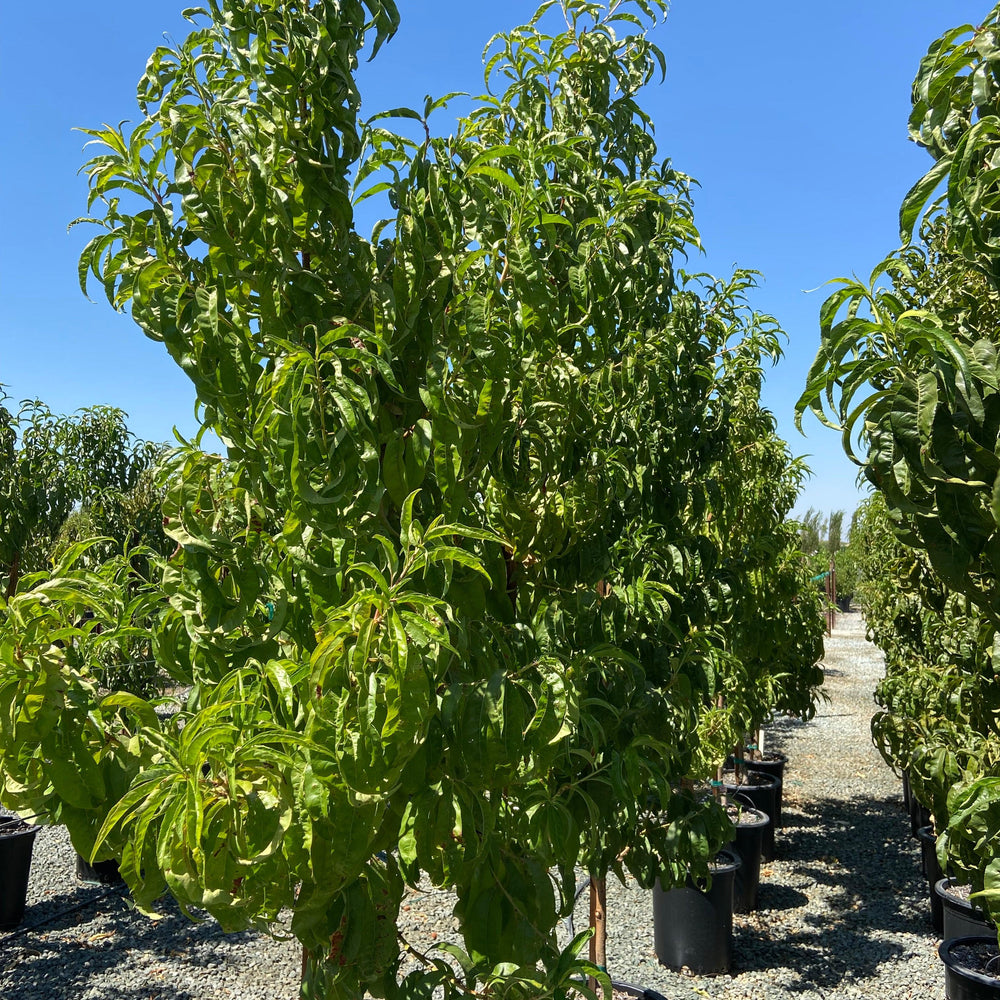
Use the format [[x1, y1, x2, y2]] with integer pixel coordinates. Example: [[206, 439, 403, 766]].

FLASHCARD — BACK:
[[0, 813, 43, 828], [562, 876, 591, 939], [1, 885, 125, 945]]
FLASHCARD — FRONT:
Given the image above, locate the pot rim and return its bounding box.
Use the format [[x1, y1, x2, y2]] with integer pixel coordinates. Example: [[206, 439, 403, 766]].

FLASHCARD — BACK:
[[939, 935, 1000, 988], [935, 878, 996, 924], [709, 848, 741, 875], [743, 749, 788, 764], [721, 770, 780, 791], [0, 820, 40, 840], [728, 804, 769, 828]]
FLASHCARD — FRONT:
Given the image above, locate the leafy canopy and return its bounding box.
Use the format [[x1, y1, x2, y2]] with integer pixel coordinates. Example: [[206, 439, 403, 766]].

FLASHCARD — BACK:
[[0, 2, 825, 997]]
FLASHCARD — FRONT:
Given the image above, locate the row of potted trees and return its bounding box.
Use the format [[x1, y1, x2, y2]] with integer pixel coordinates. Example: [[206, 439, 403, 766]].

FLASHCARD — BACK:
[[848, 494, 1000, 995], [0, 2, 826, 997], [798, 5, 1000, 996]]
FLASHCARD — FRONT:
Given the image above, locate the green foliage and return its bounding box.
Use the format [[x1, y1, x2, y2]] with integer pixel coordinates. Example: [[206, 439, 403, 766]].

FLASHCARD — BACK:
[[797, 508, 826, 557], [365, 930, 610, 1000], [827, 510, 844, 556], [0, 2, 824, 996], [796, 507, 851, 585], [833, 506, 863, 599], [849, 495, 995, 831], [797, 5, 1000, 937], [0, 393, 166, 594], [0, 543, 165, 863], [0, 396, 168, 696]]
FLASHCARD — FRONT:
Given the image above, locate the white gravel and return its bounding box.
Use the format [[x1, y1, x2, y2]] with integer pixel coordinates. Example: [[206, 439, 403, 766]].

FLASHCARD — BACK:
[[0, 611, 947, 999]]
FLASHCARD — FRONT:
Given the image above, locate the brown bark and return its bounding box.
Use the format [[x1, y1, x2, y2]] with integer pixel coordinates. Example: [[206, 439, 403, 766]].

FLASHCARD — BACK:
[[504, 548, 518, 612], [5, 550, 20, 601], [588, 875, 607, 989]]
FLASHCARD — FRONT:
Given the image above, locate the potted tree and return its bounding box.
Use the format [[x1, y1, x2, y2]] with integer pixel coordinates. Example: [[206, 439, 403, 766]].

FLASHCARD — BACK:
[[0, 2, 824, 995], [0, 0, 800, 996]]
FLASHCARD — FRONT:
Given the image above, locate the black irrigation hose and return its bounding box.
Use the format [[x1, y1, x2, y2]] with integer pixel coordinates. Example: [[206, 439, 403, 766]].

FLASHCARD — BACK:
[[562, 876, 591, 939], [0, 885, 125, 945], [0, 814, 43, 830]]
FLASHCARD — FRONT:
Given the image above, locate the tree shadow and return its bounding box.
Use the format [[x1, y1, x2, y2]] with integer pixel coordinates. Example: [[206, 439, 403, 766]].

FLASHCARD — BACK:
[[756, 882, 809, 912], [0, 885, 283, 1000], [730, 793, 931, 990]]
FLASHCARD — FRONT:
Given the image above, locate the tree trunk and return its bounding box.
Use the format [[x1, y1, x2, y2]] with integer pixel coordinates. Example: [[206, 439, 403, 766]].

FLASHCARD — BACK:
[[4, 550, 20, 601], [588, 875, 607, 990]]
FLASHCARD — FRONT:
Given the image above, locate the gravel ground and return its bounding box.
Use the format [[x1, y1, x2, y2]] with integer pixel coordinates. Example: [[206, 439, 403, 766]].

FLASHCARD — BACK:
[[0, 611, 946, 998]]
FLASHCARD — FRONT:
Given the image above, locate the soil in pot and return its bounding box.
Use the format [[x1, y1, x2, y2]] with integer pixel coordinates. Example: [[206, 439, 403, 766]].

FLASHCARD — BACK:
[[723, 801, 769, 914], [939, 936, 1000, 999], [652, 849, 740, 975], [721, 770, 780, 861], [917, 825, 944, 935], [0, 819, 40, 930], [937, 879, 996, 942]]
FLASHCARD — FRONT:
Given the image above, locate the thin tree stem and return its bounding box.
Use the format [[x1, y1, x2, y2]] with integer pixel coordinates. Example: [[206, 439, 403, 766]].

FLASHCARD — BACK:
[[588, 875, 607, 990]]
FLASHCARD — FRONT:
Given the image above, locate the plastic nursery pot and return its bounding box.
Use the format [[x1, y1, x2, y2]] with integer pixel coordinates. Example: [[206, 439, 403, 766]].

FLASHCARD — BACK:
[[652, 848, 741, 976], [910, 795, 932, 838], [721, 771, 780, 861], [724, 803, 769, 914], [918, 826, 944, 936], [75, 852, 124, 887], [937, 879, 997, 942], [0, 820, 40, 931], [939, 936, 1000, 999], [741, 750, 787, 827]]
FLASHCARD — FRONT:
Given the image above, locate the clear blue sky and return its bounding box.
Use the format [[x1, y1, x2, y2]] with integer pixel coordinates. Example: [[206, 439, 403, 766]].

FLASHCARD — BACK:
[[0, 1, 987, 520]]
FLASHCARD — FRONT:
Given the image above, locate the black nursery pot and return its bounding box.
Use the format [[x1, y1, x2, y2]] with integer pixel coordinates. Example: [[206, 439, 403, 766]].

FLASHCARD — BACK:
[[742, 751, 787, 827], [918, 826, 944, 935], [902, 770, 912, 812], [652, 849, 741, 975], [76, 852, 124, 887], [0, 821, 39, 931], [939, 936, 1000, 999], [910, 795, 932, 838], [937, 879, 996, 942], [721, 771, 780, 860], [725, 805, 769, 914]]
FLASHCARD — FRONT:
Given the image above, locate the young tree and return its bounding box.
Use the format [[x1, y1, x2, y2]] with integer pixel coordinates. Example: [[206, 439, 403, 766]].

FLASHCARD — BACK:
[[0, 4, 819, 999], [0, 394, 164, 597]]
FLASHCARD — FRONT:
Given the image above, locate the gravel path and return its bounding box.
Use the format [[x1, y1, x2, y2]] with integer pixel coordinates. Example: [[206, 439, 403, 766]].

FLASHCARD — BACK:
[[0, 611, 945, 998], [586, 609, 944, 1000]]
